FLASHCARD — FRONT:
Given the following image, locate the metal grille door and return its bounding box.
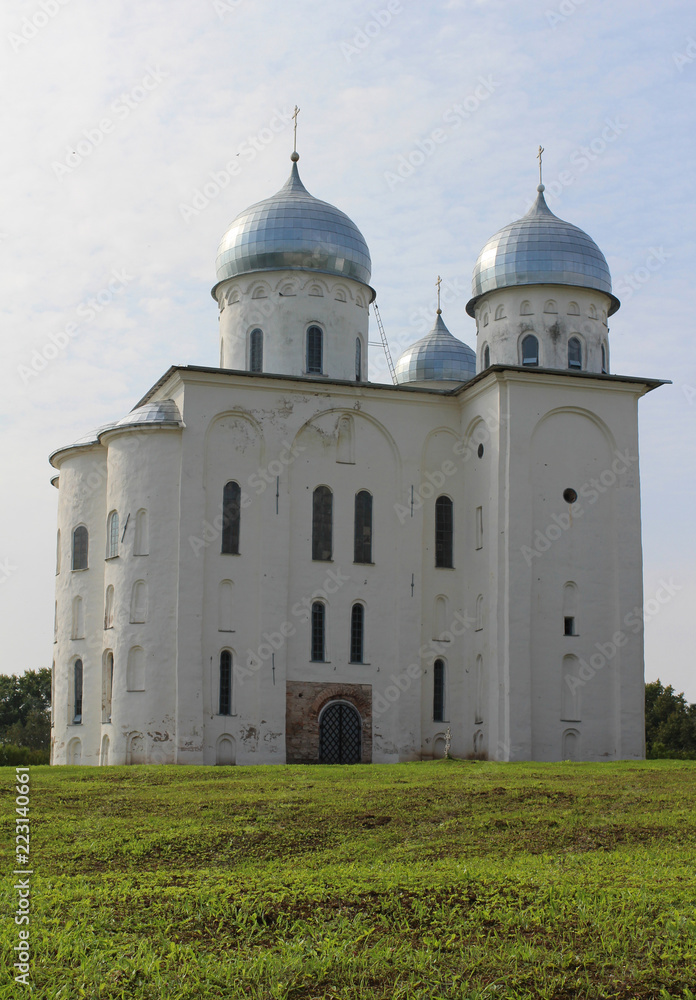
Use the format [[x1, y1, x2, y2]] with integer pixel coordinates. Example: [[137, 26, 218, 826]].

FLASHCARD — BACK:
[[319, 703, 361, 764]]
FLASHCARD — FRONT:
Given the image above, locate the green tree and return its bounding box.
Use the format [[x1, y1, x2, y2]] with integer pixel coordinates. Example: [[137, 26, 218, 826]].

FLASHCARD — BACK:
[[645, 680, 696, 759], [0, 668, 51, 750]]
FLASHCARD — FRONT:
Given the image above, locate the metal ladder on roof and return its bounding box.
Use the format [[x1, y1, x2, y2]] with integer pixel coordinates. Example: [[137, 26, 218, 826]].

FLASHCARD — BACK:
[[369, 301, 398, 385]]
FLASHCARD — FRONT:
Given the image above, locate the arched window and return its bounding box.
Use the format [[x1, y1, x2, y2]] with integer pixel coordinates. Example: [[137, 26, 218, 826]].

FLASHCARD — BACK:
[[311, 602, 326, 662], [355, 337, 362, 381], [520, 300, 533, 316], [104, 585, 115, 630], [350, 603, 364, 663], [494, 304, 505, 320], [56, 529, 61, 574], [106, 511, 119, 558], [482, 312, 489, 327], [483, 345, 491, 369], [433, 659, 445, 722], [103, 651, 113, 723], [249, 328, 263, 373], [336, 415, 355, 464], [543, 299, 558, 314], [563, 582, 578, 636], [71, 596, 84, 639], [312, 486, 332, 561], [568, 337, 582, 370], [73, 659, 83, 724], [72, 526, 88, 570], [435, 496, 453, 568], [567, 302, 580, 316], [475, 654, 484, 723], [222, 481, 241, 555], [219, 650, 232, 715], [126, 646, 145, 691], [130, 581, 148, 623], [588, 304, 597, 320], [601, 344, 608, 374], [475, 594, 483, 631], [521, 334, 539, 366], [354, 490, 372, 563], [306, 325, 323, 374], [134, 509, 149, 555]]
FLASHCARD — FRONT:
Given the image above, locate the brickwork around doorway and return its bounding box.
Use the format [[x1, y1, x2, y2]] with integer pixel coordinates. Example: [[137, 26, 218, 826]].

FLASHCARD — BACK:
[[285, 681, 372, 764]]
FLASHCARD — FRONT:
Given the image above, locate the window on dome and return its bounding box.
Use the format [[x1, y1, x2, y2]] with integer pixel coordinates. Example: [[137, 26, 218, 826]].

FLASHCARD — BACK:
[[311, 602, 326, 661], [568, 337, 582, 370], [222, 482, 241, 555], [219, 650, 232, 715], [483, 345, 491, 369], [521, 334, 539, 366], [495, 304, 505, 320], [435, 496, 453, 568], [106, 511, 119, 559], [312, 486, 333, 561], [433, 659, 445, 722], [601, 345, 608, 374], [354, 490, 372, 563], [350, 603, 364, 663], [249, 329, 263, 373], [355, 337, 362, 381], [72, 526, 88, 570], [307, 326, 323, 374]]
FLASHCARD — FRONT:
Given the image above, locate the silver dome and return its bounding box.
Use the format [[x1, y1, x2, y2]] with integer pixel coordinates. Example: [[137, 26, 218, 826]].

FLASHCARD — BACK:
[[114, 399, 183, 428], [466, 186, 619, 316], [395, 313, 476, 384], [212, 157, 372, 295]]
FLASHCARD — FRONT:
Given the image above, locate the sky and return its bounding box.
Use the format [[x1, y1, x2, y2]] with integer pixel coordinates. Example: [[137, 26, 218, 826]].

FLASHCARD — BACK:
[[1, 0, 694, 700]]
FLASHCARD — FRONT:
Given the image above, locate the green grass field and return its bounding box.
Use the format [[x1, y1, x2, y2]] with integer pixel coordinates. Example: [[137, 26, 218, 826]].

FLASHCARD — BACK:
[[2, 759, 696, 999]]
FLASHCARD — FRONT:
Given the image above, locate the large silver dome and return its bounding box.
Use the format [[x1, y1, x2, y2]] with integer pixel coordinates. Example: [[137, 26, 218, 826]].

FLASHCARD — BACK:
[[212, 156, 372, 295], [395, 313, 476, 385], [466, 185, 619, 316]]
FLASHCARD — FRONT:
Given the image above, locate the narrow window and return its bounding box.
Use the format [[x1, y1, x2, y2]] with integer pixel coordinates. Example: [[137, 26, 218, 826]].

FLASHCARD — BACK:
[[336, 415, 355, 464], [350, 604, 364, 663], [71, 596, 84, 639], [475, 654, 484, 723], [433, 659, 445, 722], [103, 651, 113, 723], [483, 345, 491, 369], [311, 602, 325, 661], [54, 601, 58, 641], [601, 344, 608, 374], [73, 659, 83, 724], [130, 581, 148, 623], [219, 650, 232, 715], [306, 325, 323, 374], [475, 506, 483, 550], [354, 490, 372, 563], [312, 486, 332, 561], [107, 511, 119, 558], [475, 594, 483, 631], [104, 585, 115, 629], [56, 529, 61, 574], [564, 616, 576, 636], [249, 328, 263, 373], [222, 481, 241, 555], [563, 582, 578, 634], [568, 337, 582, 370], [127, 646, 145, 691], [72, 526, 88, 570], [521, 334, 539, 366], [355, 337, 362, 381], [134, 509, 149, 555], [435, 496, 453, 568]]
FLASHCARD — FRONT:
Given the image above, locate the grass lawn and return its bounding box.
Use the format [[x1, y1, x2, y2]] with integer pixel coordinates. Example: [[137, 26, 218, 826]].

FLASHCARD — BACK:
[[2, 759, 696, 999]]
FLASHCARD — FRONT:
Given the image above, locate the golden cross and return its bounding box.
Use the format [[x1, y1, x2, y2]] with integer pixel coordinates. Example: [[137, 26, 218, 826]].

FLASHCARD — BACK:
[[292, 105, 300, 153], [436, 275, 442, 314], [537, 144, 544, 185]]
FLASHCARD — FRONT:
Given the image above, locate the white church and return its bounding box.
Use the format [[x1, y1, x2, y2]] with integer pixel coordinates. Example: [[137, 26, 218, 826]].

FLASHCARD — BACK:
[[49, 143, 663, 766]]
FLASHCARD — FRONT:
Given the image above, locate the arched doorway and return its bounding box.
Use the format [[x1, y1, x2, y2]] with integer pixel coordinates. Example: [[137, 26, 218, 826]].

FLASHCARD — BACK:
[[216, 735, 236, 765], [319, 702, 361, 764]]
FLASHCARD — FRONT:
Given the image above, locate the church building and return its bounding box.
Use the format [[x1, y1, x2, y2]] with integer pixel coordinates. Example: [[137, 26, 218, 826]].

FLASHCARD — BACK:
[[49, 143, 663, 766]]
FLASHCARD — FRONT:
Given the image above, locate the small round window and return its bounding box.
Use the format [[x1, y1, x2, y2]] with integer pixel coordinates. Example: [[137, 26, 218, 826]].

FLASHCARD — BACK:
[[477, 444, 484, 458], [563, 488, 578, 504]]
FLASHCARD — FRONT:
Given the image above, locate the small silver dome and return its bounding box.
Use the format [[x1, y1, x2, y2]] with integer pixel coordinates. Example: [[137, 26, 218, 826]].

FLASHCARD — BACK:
[[395, 313, 476, 385], [115, 399, 183, 428], [212, 158, 372, 295], [466, 186, 619, 316]]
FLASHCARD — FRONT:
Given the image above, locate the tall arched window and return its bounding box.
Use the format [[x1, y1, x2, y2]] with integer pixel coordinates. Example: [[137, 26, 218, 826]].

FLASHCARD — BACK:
[[354, 490, 372, 563], [219, 650, 232, 715], [521, 334, 539, 366], [475, 594, 484, 632], [312, 486, 332, 561], [433, 659, 445, 722], [104, 585, 115, 629], [601, 344, 608, 374], [106, 511, 119, 558], [130, 581, 148, 623], [222, 481, 241, 555], [134, 509, 149, 555], [73, 659, 83, 724], [71, 596, 84, 639], [483, 345, 491, 369], [126, 646, 145, 691], [249, 328, 263, 373], [435, 496, 453, 568], [475, 654, 484, 723], [306, 325, 323, 374], [355, 337, 362, 381], [350, 603, 364, 663], [72, 526, 88, 570], [568, 337, 582, 370], [311, 602, 326, 662], [103, 651, 113, 723]]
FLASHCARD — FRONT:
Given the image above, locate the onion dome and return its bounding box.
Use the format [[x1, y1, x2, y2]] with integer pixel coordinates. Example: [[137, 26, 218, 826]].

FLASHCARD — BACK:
[[395, 312, 476, 385], [212, 154, 373, 297], [466, 185, 619, 316]]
